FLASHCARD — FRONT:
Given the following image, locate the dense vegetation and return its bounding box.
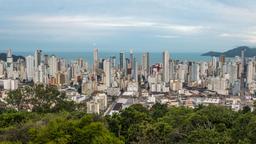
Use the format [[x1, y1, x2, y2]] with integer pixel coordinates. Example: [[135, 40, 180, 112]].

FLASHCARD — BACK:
[[0, 111, 123, 143], [1, 86, 256, 143], [107, 104, 256, 144], [5, 84, 77, 113]]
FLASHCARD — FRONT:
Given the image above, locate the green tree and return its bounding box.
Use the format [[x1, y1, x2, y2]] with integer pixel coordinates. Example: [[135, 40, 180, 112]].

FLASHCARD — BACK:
[[5, 86, 32, 111], [187, 128, 232, 144], [150, 103, 168, 120], [5, 84, 77, 113]]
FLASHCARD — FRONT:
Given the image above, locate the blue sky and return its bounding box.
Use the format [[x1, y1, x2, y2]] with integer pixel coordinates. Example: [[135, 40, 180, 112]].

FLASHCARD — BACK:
[[0, 0, 256, 53]]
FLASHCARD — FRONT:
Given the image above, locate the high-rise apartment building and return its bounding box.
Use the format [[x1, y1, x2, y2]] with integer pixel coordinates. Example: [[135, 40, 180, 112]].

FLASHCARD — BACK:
[[104, 59, 111, 87], [163, 50, 170, 83], [120, 51, 126, 70], [34, 49, 42, 68], [142, 52, 149, 77], [6, 48, 13, 78], [26, 55, 35, 81]]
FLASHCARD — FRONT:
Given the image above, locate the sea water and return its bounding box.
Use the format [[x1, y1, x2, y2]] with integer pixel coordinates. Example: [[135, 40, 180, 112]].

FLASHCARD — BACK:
[[14, 51, 211, 65]]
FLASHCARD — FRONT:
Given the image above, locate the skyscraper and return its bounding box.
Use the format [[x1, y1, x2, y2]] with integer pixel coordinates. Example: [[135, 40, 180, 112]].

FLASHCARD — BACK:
[[0, 61, 4, 77], [163, 50, 170, 83], [104, 59, 111, 87], [191, 63, 200, 82], [6, 48, 13, 78], [219, 55, 225, 64], [142, 52, 149, 77], [247, 61, 254, 84], [130, 49, 133, 73], [93, 48, 98, 71], [240, 49, 246, 97], [119, 51, 126, 70], [49, 55, 58, 76], [133, 57, 138, 81], [26, 55, 35, 81], [93, 48, 98, 82], [110, 56, 116, 68], [169, 60, 175, 80], [34, 49, 42, 68], [44, 54, 49, 66], [38, 63, 46, 83]]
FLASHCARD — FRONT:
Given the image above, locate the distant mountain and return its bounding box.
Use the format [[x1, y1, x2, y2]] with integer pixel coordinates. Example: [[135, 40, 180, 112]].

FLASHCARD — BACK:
[[202, 46, 256, 57], [0, 53, 25, 62]]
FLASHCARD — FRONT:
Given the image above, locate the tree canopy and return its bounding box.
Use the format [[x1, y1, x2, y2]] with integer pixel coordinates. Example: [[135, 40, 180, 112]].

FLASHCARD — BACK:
[[2, 87, 256, 144], [5, 84, 76, 113]]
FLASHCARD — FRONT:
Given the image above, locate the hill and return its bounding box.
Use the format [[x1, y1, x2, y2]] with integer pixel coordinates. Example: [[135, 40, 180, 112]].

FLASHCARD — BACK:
[[0, 103, 255, 143], [202, 46, 256, 57], [0, 53, 25, 62]]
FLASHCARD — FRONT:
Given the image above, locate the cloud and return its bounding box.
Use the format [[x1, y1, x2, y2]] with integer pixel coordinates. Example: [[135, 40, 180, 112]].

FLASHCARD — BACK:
[[219, 32, 256, 44], [163, 25, 207, 33], [219, 33, 232, 37], [244, 36, 256, 44], [1, 0, 256, 52], [7, 15, 208, 34], [155, 35, 180, 39], [10, 15, 156, 28], [0, 15, 211, 43]]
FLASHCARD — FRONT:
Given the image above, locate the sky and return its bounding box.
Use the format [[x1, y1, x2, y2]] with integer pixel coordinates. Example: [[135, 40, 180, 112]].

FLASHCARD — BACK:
[[0, 0, 256, 53]]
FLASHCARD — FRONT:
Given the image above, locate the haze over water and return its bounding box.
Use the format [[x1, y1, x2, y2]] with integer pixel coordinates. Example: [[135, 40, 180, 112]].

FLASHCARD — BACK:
[[13, 51, 211, 65]]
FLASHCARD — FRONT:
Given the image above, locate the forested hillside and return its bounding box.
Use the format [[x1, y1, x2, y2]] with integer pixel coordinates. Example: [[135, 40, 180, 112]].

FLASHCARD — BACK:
[[0, 102, 256, 143]]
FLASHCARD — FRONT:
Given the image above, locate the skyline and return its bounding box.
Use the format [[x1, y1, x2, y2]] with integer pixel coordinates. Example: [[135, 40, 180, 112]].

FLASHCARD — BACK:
[[1, 0, 256, 52]]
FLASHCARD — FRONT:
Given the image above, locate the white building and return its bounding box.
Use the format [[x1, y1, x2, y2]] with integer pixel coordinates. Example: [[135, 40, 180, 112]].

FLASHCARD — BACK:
[[49, 55, 58, 76], [0, 61, 5, 78], [203, 98, 221, 106], [177, 64, 187, 82], [208, 76, 229, 95], [127, 82, 138, 92], [26, 55, 35, 81], [247, 61, 255, 84], [87, 93, 108, 114], [142, 52, 149, 77], [87, 101, 100, 114], [104, 59, 111, 87], [6, 48, 13, 78], [163, 50, 170, 83], [170, 80, 183, 91], [2, 79, 18, 90], [191, 63, 200, 82], [95, 93, 108, 110]]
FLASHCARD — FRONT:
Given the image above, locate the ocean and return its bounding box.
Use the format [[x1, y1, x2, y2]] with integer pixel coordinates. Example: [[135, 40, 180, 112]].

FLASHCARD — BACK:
[[14, 52, 211, 65]]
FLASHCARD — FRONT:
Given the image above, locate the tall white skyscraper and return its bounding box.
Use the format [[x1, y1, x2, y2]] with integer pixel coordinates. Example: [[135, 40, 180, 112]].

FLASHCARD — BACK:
[[39, 64, 47, 83], [34, 69, 40, 83], [134, 60, 138, 82], [93, 48, 98, 70], [142, 52, 149, 77], [247, 61, 254, 84], [200, 62, 208, 77], [163, 50, 170, 83], [49, 55, 58, 76], [6, 48, 13, 78], [26, 55, 35, 81], [169, 60, 175, 80], [104, 59, 111, 87], [130, 49, 134, 77], [0, 61, 4, 77], [191, 63, 200, 82], [93, 48, 98, 82], [212, 56, 217, 69]]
